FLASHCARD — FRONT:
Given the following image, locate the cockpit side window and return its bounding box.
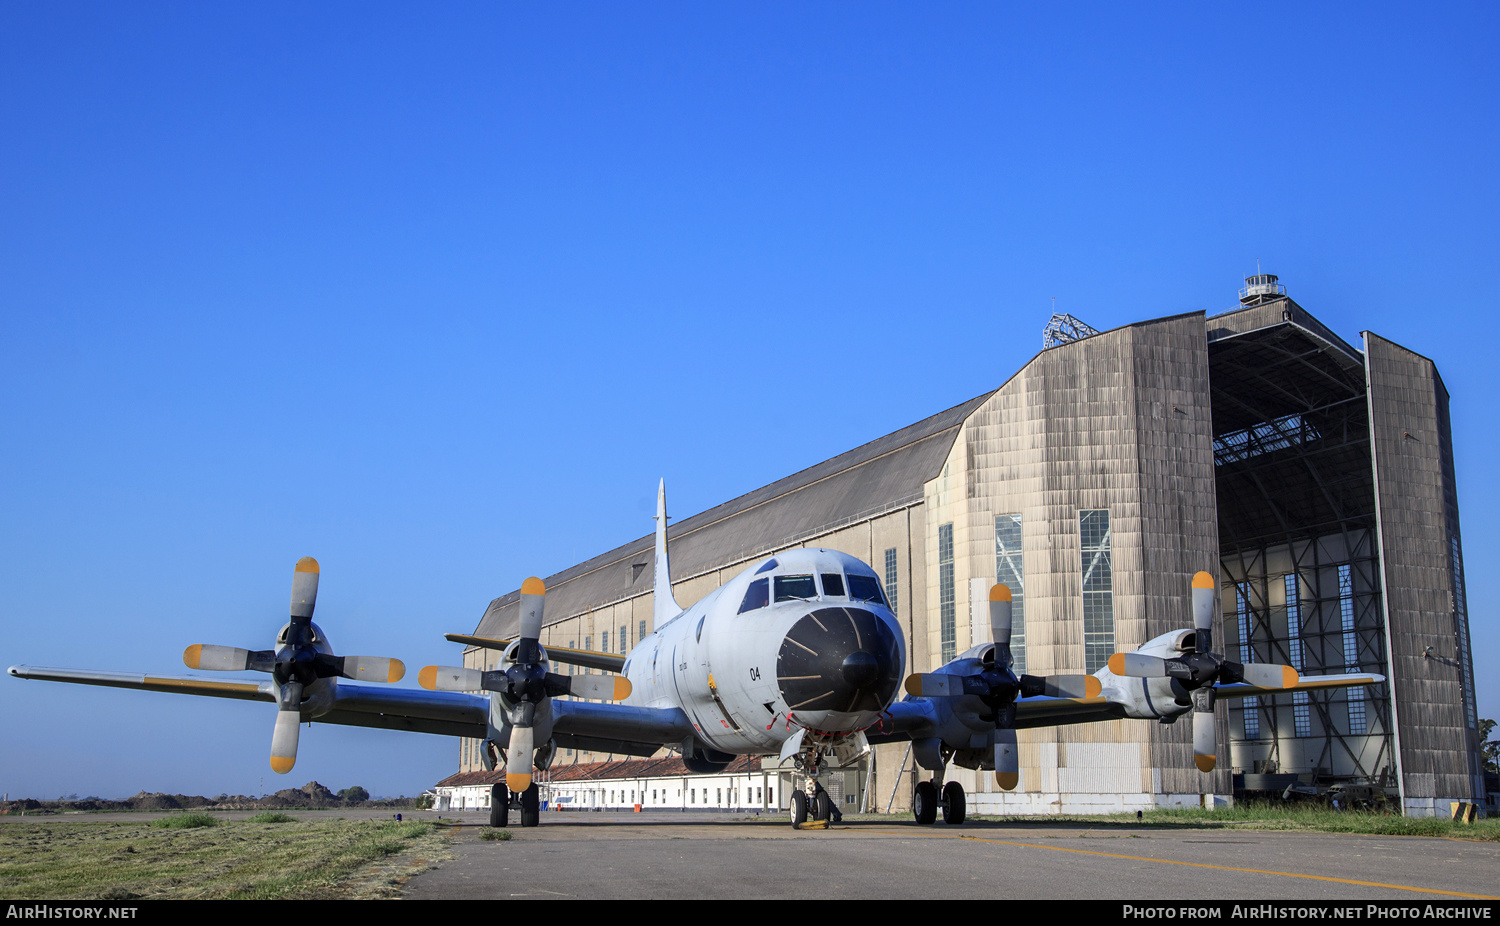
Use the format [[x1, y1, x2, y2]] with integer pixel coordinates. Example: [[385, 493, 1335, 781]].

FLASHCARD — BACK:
[[755, 559, 779, 575], [738, 578, 769, 614], [820, 573, 845, 597], [774, 575, 817, 602], [847, 574, 886, 605]]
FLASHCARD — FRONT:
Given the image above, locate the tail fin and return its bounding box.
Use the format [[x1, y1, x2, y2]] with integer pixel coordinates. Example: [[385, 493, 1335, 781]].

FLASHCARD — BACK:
[[654, 479, 682, 625]]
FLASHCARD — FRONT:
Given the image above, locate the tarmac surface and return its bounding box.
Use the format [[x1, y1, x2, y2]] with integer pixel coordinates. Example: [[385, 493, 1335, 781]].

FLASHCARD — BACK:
[[398, 810, 1500, 901]]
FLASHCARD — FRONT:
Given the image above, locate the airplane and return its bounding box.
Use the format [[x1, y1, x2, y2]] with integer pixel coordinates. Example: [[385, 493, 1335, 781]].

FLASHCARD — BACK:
[[9, 481, 1384, 829]]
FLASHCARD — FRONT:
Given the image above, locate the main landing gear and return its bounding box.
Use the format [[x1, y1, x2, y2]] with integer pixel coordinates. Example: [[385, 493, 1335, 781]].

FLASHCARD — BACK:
[[489, 782, 541, 828], [912, 777, 966, 825]]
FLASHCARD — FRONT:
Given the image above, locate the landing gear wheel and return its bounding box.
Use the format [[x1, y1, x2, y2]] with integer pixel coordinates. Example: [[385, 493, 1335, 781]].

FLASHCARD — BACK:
[[816, 790, 834, 822], [489, 783, 509, 828], [942, 781, 966, 825], [520, 784, 540, 828], [913, 780, 937, 825], [790, 790, 808, 827]]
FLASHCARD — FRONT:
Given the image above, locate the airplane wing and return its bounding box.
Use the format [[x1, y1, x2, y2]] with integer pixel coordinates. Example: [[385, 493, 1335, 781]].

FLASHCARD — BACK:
[[444, 633, 626, 674], [867, 672, 1385, 744], [548, 699, 695, 758], [8, 665, 488, 739]]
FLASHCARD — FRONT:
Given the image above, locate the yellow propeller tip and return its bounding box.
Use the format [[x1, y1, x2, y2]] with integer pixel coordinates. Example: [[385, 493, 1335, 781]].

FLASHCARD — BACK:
[[989, 583, 1012, 602], [270, 756, 296, 774], [387, 659, 406, 683], [521, 577, 545, 596], [417, 666, 439, 691], [1192, 571, 1214, 589], [1107, 653, 1127, 675], [613, 677, 633, 700], [1194, 755, 1216, 773], [1085, 676, 1102, 698], [903, 675, 923, 697], [996, 772, 1019, 791], [295, 557, 320, 574], [506, 773, 533, 792], [183, 645, 203, 669]]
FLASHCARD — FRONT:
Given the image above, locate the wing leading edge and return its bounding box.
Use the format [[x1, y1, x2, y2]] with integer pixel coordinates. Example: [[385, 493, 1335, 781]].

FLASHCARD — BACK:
[[9, 664, 488, 738]]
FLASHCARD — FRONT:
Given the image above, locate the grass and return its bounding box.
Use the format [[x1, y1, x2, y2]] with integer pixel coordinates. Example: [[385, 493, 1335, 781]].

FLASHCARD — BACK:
[[479, 829, 512, 841], [0, 817, 446, 900], [150, 813, 219, 829], [245, 812, 296, 824]]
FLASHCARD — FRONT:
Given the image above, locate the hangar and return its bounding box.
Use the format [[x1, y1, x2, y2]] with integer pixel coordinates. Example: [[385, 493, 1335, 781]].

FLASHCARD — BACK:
[[454, 276, 1483, 817]]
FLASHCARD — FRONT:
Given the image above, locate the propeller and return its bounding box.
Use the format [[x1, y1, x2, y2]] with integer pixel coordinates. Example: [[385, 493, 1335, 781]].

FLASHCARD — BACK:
[[182, 557, 407, 774], [1107, 571, 1298, 773], [419, 577, 632, 793], [904, 583, 1102, 791]]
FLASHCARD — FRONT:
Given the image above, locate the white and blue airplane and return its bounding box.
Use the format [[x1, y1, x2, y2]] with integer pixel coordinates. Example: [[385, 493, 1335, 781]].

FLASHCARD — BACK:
[[10, 482, 1382, 828]]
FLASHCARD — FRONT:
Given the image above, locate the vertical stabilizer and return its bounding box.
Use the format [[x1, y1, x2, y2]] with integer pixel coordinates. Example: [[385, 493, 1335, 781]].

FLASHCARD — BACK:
[[654, 479, 683, 625]]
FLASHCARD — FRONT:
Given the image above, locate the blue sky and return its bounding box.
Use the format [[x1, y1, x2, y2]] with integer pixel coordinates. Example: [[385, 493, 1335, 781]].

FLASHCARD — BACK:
[[2, 2, 1495, 799]]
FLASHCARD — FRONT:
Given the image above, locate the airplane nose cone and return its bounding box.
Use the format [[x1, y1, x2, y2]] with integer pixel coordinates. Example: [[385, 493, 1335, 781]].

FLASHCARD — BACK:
[[841, 651, 879, 687], [777, 607, 901, 714]]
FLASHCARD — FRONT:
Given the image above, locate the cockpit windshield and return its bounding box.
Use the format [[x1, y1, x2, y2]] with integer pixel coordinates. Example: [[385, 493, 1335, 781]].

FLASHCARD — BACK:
[[820, 573, 845, 596], [774, 575, 817, 602], [738, 578, 769, 614], [847, 574, 886, 605]]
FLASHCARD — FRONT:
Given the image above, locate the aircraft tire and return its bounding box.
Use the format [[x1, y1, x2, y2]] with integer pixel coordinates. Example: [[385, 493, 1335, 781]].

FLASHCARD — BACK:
[[913, 780, 937, 825], [816, 790, 834, 822], [490, 783, 508, 828], [790, 790, 808, 827], [942, 781, 966, 825], [520, 784, 540, 828]]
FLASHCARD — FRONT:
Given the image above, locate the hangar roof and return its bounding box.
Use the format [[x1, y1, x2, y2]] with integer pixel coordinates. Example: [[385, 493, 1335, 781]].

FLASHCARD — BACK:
[[473, 390, 994, 639], [1205, 298, 1376, 545]]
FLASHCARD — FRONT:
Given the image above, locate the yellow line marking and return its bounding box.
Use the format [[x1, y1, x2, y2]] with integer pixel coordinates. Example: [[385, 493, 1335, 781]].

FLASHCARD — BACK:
[[864, 829, 1500, 899]]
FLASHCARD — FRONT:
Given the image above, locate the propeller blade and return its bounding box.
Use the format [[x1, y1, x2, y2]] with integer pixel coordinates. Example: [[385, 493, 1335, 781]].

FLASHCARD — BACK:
[[903, 673, 961, 698], [1193, 707, 1216, 772], [518, 577, 545, 641], [994, 726, 1019, 791], [506, 723, 534, 793], [291, 557, 320, 620], [417, 665, 484, 691], [1191, 571, 1214, 653], [270, 680, 303, 774], [1238, 662, 1298, 690], [342, 656, 405, 683], [567, 673, 632, 701], [989, 583, 1012, 649], [1107, 652, 1168, 678], [1039, 675, 1102, 699], [184, 645, 253, 672]]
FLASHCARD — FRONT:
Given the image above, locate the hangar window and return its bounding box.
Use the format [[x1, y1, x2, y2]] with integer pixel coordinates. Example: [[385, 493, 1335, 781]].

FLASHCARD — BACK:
[[1213, 414, 1321, 466], [1080, 510, 1114, 673], [848, 575, 886, 606], [939, 523, 956, 663], [738, 578, 769, 613], [820, 573, 845, 597], [774, 575, 817, 602], [995, 514, 1026, 674], [883, 548, 899, 615]]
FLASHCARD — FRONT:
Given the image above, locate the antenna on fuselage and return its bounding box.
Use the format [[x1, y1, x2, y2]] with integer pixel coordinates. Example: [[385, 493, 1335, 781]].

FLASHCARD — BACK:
[[653, 479, 683, 625]]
